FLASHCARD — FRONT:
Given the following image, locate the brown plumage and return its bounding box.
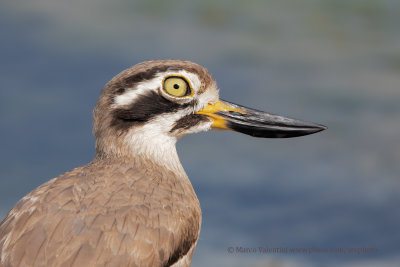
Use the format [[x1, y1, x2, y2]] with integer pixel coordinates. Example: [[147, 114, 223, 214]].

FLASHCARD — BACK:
[[0, 159, 200, 266], [0, 60, 326, 267], [0, 60, 209, 267]]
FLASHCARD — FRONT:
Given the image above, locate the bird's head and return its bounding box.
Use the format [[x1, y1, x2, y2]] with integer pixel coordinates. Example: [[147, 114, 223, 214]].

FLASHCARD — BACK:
[[93, 60, 325, 166]]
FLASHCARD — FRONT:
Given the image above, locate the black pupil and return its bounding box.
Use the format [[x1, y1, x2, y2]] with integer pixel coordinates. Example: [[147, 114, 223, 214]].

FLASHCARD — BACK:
[[173, 84, 180, 89]]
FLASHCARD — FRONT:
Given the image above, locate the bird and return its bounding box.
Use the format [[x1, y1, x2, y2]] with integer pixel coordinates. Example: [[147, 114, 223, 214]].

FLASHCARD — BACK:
[[0, 60, 326, 267]]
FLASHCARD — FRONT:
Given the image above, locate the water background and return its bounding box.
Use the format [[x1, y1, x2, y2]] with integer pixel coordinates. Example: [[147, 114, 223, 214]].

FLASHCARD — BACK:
[[1, 1, 399, 266]]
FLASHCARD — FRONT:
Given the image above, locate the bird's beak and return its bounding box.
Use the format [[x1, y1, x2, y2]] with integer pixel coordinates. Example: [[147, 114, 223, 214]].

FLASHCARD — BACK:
[[196, 100, 326, 138]]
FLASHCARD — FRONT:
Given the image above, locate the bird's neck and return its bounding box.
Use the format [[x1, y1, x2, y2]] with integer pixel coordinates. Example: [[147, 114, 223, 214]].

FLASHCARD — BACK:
[[129, 132, 185, 174], [95, 130, 186, 175]]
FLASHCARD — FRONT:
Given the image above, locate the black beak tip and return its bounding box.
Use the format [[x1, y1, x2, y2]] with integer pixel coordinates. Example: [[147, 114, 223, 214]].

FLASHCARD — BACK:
[[313, 124, 328, 132], [265, 121, 327, 138], [295, 123, 327, 137]]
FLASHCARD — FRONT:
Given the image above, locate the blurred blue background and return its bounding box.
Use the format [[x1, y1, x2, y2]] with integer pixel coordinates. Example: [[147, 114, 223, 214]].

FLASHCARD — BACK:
[[1, 0, 399, 266]]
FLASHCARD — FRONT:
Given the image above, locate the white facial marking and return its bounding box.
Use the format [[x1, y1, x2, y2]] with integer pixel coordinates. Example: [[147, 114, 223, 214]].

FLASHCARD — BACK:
[[123, 102, 214, 172], [113, 78, 161, 107], [196, 82, 219, 110], [112, 67, 219, 169], [113, 70, 203, 107]]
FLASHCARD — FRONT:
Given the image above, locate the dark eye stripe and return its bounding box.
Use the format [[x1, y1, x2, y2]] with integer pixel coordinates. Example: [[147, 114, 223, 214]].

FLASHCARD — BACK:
[[115, 88, 126, 95], [111, 90, 196, 130], [170, 114, 210, 133], [123, 66, 171, 87]]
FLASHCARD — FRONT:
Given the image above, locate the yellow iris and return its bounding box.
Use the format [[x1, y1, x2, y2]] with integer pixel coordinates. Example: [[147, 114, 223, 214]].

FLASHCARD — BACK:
[[163, 76, 190, 97]]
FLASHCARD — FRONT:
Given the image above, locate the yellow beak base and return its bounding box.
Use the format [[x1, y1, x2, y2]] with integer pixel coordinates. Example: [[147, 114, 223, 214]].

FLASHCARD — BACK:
[[195, 100, 246, 130]]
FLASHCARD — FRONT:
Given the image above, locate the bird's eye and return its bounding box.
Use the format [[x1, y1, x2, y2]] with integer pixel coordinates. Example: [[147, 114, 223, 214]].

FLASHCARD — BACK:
[[163, 76, 191, 97]]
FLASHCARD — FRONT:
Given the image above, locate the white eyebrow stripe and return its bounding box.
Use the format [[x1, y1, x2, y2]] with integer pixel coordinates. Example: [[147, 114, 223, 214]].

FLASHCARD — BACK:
[[112, 70, 202, 107], [113, 79, 161, 107], [113, 90, 140, 106]]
